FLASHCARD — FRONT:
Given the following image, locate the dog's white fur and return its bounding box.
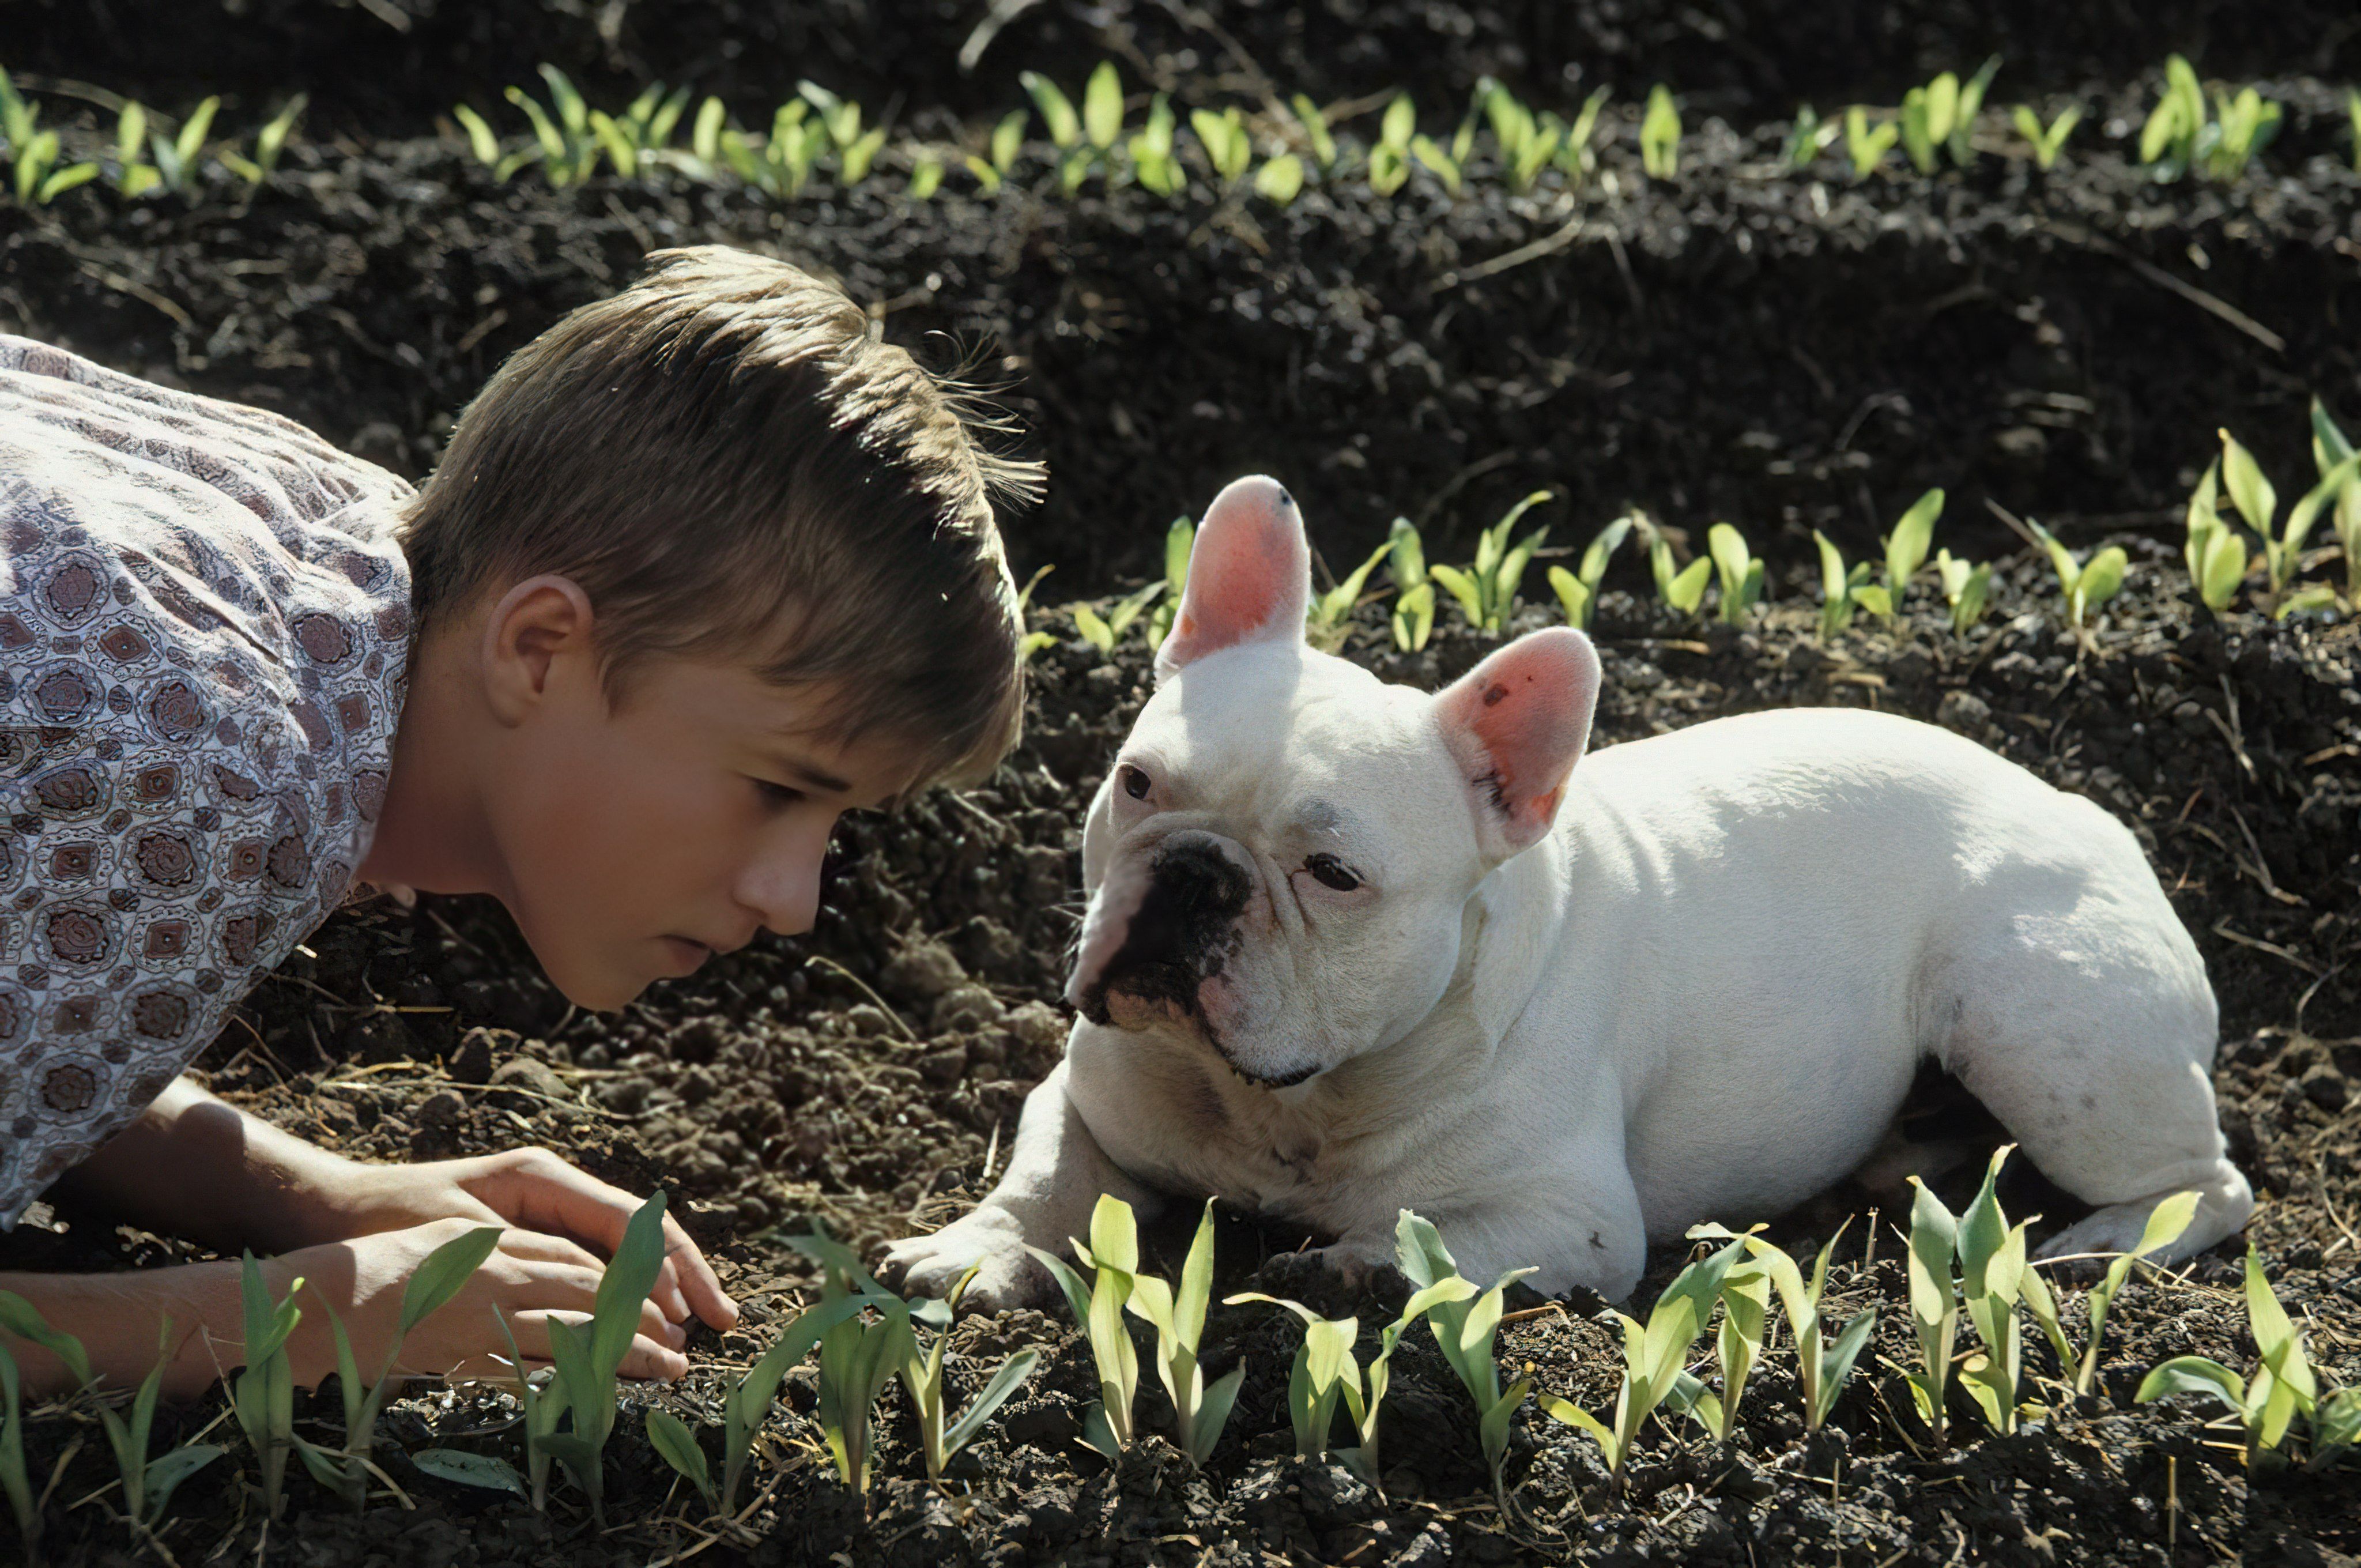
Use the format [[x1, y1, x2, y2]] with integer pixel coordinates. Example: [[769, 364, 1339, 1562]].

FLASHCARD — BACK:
[[885, 477, 2252, 1306]]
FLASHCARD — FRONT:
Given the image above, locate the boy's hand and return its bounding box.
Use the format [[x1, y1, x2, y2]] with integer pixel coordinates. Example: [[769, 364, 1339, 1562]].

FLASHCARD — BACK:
[[326, 1148, 738, 1333], [281, 1216, 692, 1385]]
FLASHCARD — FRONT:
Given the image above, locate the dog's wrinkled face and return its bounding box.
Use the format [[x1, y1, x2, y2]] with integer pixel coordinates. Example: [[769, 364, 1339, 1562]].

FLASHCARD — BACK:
[[1065, 477, 1601, 1088]]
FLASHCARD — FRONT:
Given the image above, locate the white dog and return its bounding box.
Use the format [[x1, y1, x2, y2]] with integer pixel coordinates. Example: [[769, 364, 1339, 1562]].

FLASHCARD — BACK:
[[885, 476, 2253, 1306]]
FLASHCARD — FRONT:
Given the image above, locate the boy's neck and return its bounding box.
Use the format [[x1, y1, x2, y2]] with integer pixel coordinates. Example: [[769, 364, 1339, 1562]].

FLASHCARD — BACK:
[[359, 624, 505, 899]]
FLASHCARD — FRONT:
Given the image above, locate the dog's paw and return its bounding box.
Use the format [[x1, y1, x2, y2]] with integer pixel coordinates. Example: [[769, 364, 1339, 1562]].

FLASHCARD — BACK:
[[878, 1208, 1048, 1311]]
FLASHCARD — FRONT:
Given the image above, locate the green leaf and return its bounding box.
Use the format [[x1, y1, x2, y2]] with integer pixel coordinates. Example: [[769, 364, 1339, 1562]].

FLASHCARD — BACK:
[[1549, 566, 1592, 629], [1253, 152, 1304, 204], [141, 1443, 222, 1521], [646, 1409, 715, 1503], [412, 1447, 526, 1499], [1538, 1393, 1620, 1468], [1023, 72, 1081, 148], [1078, 1400, 1122, 1463], [1024, 1245, 1097, 1329], [2078, 546, 2128, 613], [1083, 62, 1123, 150], [1667, 556, 1712, 615], [945, 1349, 1041, 1456], [1819, 1310, 1877, 1420], [1642, 85, 1681, 179], [1088, 1195, 1140, 1275], [1291, 95, 1337, 171], [2198, 525, 2249, 612], [0, 1291, 95, 1390], [2285, 452, 2361, 559], [1391, 582, 1434, 651], [399, 1226, 503, 1340], [2220, 429, 2277, 533], [1189, 1364, 1245, 1464], [1381, 94, 1417, 151], [2137, 1356, 2246, 1414], [590, 1193, 670, 1378], [1071, 602, 1113, 653], [1428, 563, 1484, 626]]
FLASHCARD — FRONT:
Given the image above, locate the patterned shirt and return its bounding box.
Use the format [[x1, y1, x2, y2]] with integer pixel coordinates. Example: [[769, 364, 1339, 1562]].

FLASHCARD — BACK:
[[0, 337, 413, 1227]]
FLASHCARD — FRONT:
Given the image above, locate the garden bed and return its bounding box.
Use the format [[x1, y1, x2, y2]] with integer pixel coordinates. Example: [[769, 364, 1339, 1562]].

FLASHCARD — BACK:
[[3, 22, 2360, 1568]]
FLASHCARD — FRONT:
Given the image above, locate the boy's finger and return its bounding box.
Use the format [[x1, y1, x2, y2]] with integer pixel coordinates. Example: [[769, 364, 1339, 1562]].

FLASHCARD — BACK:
[[618, 1335, 692, 1382], [485, 1158, 699, 1322], [659, 1213, 738, 1331], [493, 1228, 607, 1275]]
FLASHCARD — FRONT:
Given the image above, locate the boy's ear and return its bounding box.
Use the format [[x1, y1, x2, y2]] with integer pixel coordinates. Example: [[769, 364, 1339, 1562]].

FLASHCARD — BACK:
[[1153, 476, 1311, 682], [482, 575, 597, 723], [1432, 628, 1601, 861]]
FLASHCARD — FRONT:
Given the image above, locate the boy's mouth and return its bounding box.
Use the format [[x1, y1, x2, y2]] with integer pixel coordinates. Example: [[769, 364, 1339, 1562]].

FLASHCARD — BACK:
[[658, 935, 714, 974]]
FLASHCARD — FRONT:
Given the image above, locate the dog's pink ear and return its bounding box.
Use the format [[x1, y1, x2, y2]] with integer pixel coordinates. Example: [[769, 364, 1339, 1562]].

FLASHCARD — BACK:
[[1434, 628, 1601, 857], [1155, 476, 1311, 681]]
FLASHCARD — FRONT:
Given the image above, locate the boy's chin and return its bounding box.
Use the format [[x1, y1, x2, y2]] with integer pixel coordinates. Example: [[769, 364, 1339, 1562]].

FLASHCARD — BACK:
[[531, 945, 658, 1013]]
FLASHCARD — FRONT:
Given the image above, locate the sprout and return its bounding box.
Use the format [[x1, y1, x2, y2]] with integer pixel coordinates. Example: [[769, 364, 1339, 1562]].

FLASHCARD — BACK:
[[113, 103, 156, 196], [1640, 85, 1680, 179], [1367, 93, 1417, 195], [1844, 105, 1897, 179], [1429, 490, 1553, 634], [1548, 515, 1634, 631], [1812, 530, 1876, 637], [1027, 1194, 1145, 1460], [297, 1226, 503, 1509], [1396, 1213, 1536, 1504], [492, 1311, 564, 1509], [1782, 104, 1827, 169], [1901, 1177, 1962, 1446], [1225, 1295, 1359, 1459], [218, 95, 308, 187], [1070, 566, 1170, 654], [1253, 152, 1305, 205], [645, 1409, 715, 1509], [1125, 1203, 1242, 1466], [1083, 62, 1124, 151], [904, 1269, 1042, 1480], [2184, 461, 2249, 614], [1953, 1148, 2039, 1435], [231, 1253, 307, 1517], [1478, 80, 1564, 194], [2017, 1192, 2196, 1398], [1290, 93, 1338, 174], [146, 95, 219, 195], [1706, 522, 1765, 627], [537, 1192, 672, 1522], [504, 67, 601, 186], [1387, 518, 1435, 651], [1407, 133, 1460, 194], [2024, 518, 2126, 631], [1879, 487, 1943, 617], [1543, 1236, 1743, 1493], [1146, 515, 1193, 650], [1557, 87, 1613, 187], [1, 71, 99, 205], [1666, 1253, 1772, 1444], [2217, 426, 2361, 611], [1189, 107, 1252, 186], [1934, 549, 1993, 636], [783, 1228, 918, 1496], [908, 156, 944, 199], [2011, 104, 2080, 170], [0, 1296, 224, 1542], [2139, 1246, 2321, 1469], [1021, 71, 1081, 150], [2140, 55, 2280, 182], [1129, 93, 1184, 196], [1645, 514, 1713, 619], [1307, 540, 1394, 651], [587, 82, 692, 178], [2349, 89, 2361, 175], [1693, 1222, 1875, 1433], [1900, 59, 1998, 174], [2312, 398, 2361, 604], [711, 1259, 873, 1509]]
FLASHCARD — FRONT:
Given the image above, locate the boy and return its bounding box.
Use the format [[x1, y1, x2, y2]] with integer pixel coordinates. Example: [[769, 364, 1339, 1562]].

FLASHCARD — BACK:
[[0, 246, 1038, 1397]]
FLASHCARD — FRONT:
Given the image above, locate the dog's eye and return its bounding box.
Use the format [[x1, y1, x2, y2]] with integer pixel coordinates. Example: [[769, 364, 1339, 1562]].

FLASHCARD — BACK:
[[1119, 765, 1152, 800], [1306, 854, 1361, 892]]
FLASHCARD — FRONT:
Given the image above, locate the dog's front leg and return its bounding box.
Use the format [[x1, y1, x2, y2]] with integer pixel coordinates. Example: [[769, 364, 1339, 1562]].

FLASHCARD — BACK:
[[880, 1060, 1166, 1309]]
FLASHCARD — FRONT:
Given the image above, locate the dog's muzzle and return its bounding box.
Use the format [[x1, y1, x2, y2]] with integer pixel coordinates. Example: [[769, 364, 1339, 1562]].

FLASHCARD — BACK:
[[1075, 834, 1250, 1031]]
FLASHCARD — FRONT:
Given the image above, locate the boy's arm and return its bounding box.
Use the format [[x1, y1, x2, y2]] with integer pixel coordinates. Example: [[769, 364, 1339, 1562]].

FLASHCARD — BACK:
[[0, 1260, 248, 1401]]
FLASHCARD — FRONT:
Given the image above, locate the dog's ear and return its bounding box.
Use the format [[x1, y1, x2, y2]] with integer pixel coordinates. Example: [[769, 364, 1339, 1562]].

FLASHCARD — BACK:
[[1154, 476, 1311, 681], [1434, 628, 1601, 858]]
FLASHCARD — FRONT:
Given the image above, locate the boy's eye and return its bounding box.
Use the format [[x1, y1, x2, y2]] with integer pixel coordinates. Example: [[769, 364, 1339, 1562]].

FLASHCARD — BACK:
[[1119, 765, 1152, 800], [1306, 854, 1361, 892], [755, 778, 806, 807]]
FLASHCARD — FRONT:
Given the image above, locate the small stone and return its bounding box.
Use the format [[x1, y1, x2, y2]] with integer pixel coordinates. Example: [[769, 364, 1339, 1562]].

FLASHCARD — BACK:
[[415, 1088, 464, 1130], [880, 938, 967, 1003], [447, 1027, 496, 1085], [931, 983, 1005, 1032], [843, 1004, 896, 1039], [1937, 689, 1993, 735], [489, 1055, 570, 1103], [2300, 1064, 2348, 1111], [915, 1043, 970, 1085]]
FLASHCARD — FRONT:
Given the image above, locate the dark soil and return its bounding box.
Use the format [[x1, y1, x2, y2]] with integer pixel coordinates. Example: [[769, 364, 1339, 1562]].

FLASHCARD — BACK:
[[3, 27, 2361, 1568]]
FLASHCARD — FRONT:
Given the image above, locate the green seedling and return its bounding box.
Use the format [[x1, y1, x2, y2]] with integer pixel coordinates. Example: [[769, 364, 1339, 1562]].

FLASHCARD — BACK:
[[712, 1270, 873, 1510], [1408, 131, 1461, 195], [1022, 70, 1082, 151], [1331, 1275, 1481, 1486], [504, 66, 603, 186], [1253, 152, 1306, 205], [0, 1297, 224, 1541], [297, 1226, 502, 1509], [1291, 94, 1338, 174], [1478, 78, 1563, 193], [1949, 58, 2001, 163], [2011, 104, 2081, 169], [2141, 55, 2280, 182], [2218, 427, 2361, 608], [1953, 1147, 2037, 1434], [1640, 85, 1680, 179], [2, 71, 99, 205], [1546, 1235, 1743, 1491], [1548, 515, 1634, 631], [905, 1268, 1041, 1481], [1028, 1194, 1145, 1460], [1083, 62, 1123, 152], [1071, 581, 1166, 655], [1647, 519, 1712, 619], [1877, 487, 1943, 618], [1902, 1177, 1960, 1447], [219, 95, 308, 186], [2349, 89, 2361, 174], [2139, 1245, 2319, 1468], [908, 156, 944, 198], [645, 1409, 715, 1509], [2025, 517, 2127, 630], [1130, 94, 1184, 197], [113, 103, 157, 196], [1812, 530, 1877, 637], [1225, 1295, 1360, 1458], [538, 1191, 672, 1521], [1021, 63, 1114, 193], [1783, 105, 1828, 169], [144, 95, 218, 195], [1694, 1222, 1876, 1432], [1430, 489, 1553, 633], [1368, 93, 1417, 196], [1665, 1252, 1772, 1443], [1557, 88, 1613, 186], [2184, 460, 2249, 613], [1845, 105, 1896, 179], [2019, 1192, 2197, 1397], [782, 1227, 919, 1497], [1396, 1212, 1536, 1503], [586, 82, 693, 179], [492, 1312, 564, 1508], [2311, 398, 2361, 602], [1934, 548, 1993, 636], [0, 1339, 28, 1562], [716, 101, 830, 198], [1707, 521, 1766, 626], [1125, 1203, 1243, 1465], [1189, 106, 1253, 186], [1387, 518, 1435, 651], [1308, 540, 1393, 653], [1145, 516, 1194, 650], [1014, 564, 1058, 665], [231, 1253, 306, 1517], [1900, 59, 1998, 173]]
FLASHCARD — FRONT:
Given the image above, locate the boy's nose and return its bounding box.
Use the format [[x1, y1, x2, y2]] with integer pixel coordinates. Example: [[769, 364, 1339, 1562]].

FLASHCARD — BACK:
[[737, 832, 828, 937]]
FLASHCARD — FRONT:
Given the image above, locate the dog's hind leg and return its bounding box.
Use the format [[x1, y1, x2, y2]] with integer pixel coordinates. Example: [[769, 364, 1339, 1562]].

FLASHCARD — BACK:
[[1929, 907, 2252, 1267]]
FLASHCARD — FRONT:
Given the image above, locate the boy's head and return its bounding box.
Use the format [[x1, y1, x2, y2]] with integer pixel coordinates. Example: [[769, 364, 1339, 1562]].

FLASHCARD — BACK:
[[395, 247, 1040, 1008]]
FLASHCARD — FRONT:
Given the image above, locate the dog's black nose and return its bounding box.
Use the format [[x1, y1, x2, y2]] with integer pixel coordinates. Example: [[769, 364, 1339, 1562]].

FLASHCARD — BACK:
[[1080, 837, 1251, 1026], [1150, 838, 1253, 918]]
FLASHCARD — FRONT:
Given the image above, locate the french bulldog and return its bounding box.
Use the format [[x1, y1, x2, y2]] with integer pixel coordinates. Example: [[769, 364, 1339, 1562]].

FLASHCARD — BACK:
[[884, 476, 2253, 1306]]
